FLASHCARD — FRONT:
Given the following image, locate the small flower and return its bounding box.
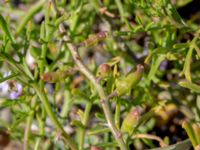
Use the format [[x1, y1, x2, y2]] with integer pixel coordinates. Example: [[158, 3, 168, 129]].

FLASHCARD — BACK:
[[9, 83, 23, 99], [0, 71, 23, 100]]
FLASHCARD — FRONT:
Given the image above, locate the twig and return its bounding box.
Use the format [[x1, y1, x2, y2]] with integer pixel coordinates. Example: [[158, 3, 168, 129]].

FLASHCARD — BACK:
[[132, 133, 167, 147], [63, 34, 128, 150]]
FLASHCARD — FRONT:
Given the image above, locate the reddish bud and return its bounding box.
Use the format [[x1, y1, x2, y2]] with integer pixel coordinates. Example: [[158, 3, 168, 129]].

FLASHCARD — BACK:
[[121, 108, 141, 135], [97, 63, 112, 78]]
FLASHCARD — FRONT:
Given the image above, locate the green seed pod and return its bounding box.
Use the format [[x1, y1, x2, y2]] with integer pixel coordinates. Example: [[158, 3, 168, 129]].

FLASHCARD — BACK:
[[121, 108, 141, 135], [40, 68, 76, 83], [115, 64, 144, 96]]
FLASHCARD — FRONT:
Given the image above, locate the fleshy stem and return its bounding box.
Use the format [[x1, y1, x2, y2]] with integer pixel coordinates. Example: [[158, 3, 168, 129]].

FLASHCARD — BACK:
[[32, 83, 78, 150], [64, 36, 128, 150]]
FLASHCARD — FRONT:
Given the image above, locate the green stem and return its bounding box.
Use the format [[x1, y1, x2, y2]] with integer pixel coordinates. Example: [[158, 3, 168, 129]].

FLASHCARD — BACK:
[[32, 83, 78, 150], [79, 102, 92, 150], [34, 111, 45, 150], [65, 38, 128, 150], [24, 96, 37, 150], [60, 90, 73, 119]]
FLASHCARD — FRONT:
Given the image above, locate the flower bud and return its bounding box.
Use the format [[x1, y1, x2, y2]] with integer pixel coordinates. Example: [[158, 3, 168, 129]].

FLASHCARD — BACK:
[[41, 68, 76, 83], [80, 31, 109, 47], [121, 108, 141, 135], [115, 64, 144, 96]]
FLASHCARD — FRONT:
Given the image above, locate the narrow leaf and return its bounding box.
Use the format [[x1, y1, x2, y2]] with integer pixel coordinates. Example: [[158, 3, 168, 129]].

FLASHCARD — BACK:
[[179, 81, 200, 93], [148, 139, 191, 150], [0, 14, 16, 43], [182, 48, 193, 82], [147, 54, 165, 84], [0, 73, 18, 83]]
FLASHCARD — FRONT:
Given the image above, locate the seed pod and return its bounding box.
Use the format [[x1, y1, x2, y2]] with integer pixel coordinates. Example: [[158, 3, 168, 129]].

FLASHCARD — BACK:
[[80, 31, 109, 47], [115, 64, 144, 96], [40, 68, 76, 83], [121, 108, 141, 135]]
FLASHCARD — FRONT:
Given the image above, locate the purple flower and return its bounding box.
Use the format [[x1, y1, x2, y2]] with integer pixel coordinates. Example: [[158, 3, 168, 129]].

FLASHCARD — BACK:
[[0, 71, 23, 100], [160, 60, 168, 71], [9, 83, 23, 99]]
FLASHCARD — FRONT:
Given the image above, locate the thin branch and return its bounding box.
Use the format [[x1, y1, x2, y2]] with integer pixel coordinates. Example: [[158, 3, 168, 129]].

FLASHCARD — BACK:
[[63, 34, 128, 150], [132, 133, 167, 147]]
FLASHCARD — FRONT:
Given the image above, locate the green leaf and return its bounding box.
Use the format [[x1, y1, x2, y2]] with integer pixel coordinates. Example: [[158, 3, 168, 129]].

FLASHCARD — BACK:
[[173, 43, 189, 49], [147, 54, 165, 84], [0, 14, 16, 43], [0, 73, 19, 83], [71, 120, 85, 129], [0, 98, 25, 109], [88, 126, 110, 135], [179, 81, 200, 93], [182, 48, 193, 81], [148, 139, 191, 150], [17, 0, 45, 34], [168, 4, 186, 26]]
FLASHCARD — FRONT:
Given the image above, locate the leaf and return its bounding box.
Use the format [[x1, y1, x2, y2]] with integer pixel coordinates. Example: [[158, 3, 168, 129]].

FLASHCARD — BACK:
[[147, 54, 165, 84], [71, 120, 85, 129], [148, 139, 191, 150], [173, 43, 189, 49], [0, 73, 18, 83], [179, 81, 200, 93], [0, 14, 15, 43], [168, 4, 186, 26], [17, 0, 45, 34], [0, 98, 25, 109], [88, 126, 110, 135], [182, 48, 193, 82]]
